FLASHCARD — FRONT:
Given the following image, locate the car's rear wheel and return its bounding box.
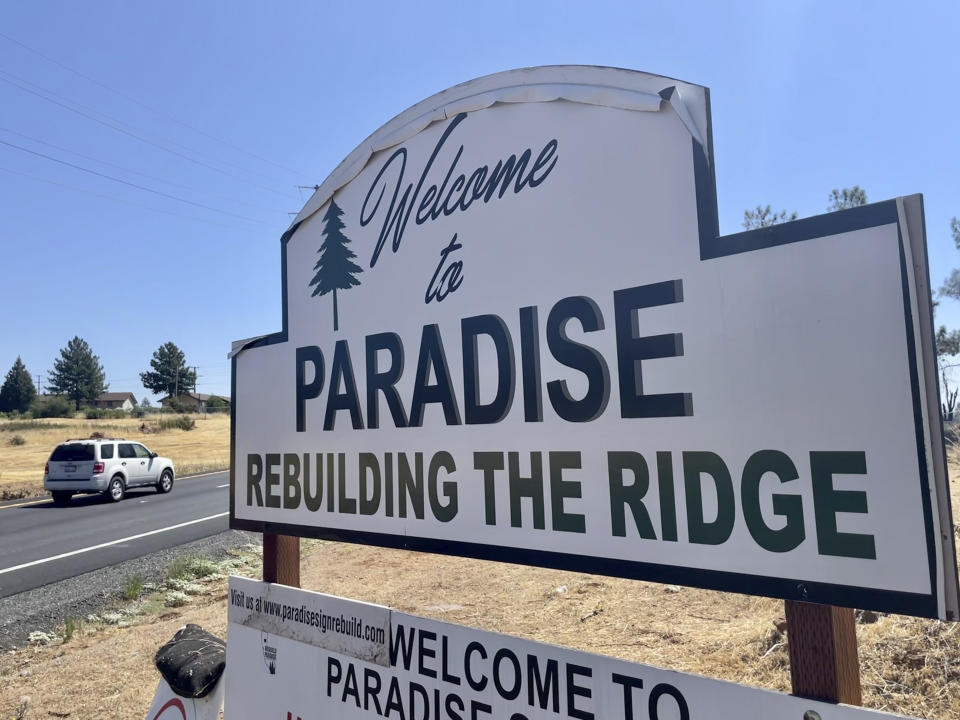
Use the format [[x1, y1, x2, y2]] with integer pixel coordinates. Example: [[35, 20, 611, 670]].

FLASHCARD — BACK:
[[105, 475, 125, 502], [51, 491, 72, 506], [157, 469, 173, 494]]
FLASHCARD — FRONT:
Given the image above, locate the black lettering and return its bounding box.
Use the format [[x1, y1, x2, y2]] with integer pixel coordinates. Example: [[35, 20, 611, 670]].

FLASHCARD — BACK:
[[614, 281, 692, 418], [410, 324, 461, 427], [295, 346, 324, 432], [566, 663, 593, 720], [462, 314, 515, 424], [324, 340, 364, 431], [465, 641, 488, 692], [648, 683, 690, 720], [366, 332, 408, 429], [546, 296, 609, 422]]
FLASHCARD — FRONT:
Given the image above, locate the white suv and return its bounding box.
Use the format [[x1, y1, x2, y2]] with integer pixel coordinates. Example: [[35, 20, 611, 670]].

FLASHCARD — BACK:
[[44, 438, 175, 505]]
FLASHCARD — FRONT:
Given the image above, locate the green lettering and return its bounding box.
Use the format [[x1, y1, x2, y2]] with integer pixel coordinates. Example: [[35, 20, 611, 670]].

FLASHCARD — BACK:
[[683, 451, 734, 545], [741, 450, 804, 552], [246, 453, 263, 507], [811, 451, 875, 559], [607, 451, 655, 538], [474, 452, 504, 525], [265, 453, 281, 509], [549, 451, 585, 533]]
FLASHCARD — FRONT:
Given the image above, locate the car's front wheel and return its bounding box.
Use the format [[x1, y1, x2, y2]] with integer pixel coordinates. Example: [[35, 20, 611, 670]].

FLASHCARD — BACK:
[[157, 469, 173, 494], [105, 475, 125, 502], [51, 491, 72, 506]]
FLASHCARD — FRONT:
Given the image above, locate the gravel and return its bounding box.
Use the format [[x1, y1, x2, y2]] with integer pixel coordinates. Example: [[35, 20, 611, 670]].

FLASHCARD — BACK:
[[0, 529, 259, 651]]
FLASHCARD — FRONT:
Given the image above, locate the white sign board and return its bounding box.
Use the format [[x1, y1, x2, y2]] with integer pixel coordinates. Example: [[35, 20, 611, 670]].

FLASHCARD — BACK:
[[230, 66, 959, 619], [225, 578, 916, 720]]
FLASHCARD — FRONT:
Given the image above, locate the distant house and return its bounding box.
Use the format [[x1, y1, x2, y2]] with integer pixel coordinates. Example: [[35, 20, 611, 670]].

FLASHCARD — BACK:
[[160, 392, 231, 413], [93, 392, 137, 411]]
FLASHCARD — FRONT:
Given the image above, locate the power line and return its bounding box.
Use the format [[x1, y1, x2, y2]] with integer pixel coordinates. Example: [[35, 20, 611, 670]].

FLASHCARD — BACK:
[[0, 138, 272, 224], [0, 163, 272, 232], [0, 29, 308, 179], [0, 69, 295, 199], [0, 125, 290, 215]]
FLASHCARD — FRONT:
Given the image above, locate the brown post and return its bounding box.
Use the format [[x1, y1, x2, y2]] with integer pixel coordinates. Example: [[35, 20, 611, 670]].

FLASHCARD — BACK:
[[262, 533, 301, 588], [784, 600, 861, 705]]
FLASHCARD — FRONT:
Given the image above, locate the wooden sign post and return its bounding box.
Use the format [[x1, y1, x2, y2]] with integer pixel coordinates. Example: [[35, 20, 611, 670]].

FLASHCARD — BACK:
[[786, 601, 862, 705], [262, 533, 299, 588]]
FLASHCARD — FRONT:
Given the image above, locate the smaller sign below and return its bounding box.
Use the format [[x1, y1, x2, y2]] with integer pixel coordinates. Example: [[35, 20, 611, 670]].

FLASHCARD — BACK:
[[225, 582, 917, 720], [227, 576, 391, 666]]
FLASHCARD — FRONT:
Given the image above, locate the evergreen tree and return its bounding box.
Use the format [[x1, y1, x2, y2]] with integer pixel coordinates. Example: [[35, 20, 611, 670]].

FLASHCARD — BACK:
[[48, 337, 107, 410], [742, 205, 798, 230], [140, 342, 197, 398], [0, 357, 37, 413], [827, 186, 868, 211], [309, 199, 363, 331]]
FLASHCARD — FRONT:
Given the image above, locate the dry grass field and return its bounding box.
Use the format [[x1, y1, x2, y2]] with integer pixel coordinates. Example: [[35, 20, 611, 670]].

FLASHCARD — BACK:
[[0, 413, 230, 498], [0, 420, 957, 719]]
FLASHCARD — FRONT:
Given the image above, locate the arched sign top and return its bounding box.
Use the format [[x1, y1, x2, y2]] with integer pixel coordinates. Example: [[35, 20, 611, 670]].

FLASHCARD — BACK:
[[291, 65, 712, 232]]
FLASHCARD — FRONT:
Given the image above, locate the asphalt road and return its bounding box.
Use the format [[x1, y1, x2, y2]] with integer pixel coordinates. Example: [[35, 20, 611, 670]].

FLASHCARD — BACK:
[[0, 470, 230, 598]]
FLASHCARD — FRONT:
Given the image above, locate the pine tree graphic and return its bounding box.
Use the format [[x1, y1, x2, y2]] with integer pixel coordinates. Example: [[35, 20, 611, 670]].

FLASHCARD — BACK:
[[309, 199, 363, 331]]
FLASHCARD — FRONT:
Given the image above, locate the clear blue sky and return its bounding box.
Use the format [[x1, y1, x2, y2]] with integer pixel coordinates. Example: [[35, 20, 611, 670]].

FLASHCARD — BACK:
[[1, 1, 958, 402]]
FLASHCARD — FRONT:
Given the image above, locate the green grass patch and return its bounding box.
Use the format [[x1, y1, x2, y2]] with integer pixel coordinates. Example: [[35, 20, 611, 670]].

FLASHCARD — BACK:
[[0, 420, 69, 432], [158, 415, 196, 431], [122, 574, 144, 601], [62, 616, 77, 643]]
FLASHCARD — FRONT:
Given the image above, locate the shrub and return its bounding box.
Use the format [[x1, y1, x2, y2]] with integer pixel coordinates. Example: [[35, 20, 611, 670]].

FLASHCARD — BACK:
[[122, 574, 144, 600], [207, 395, 229, 413], [159, 415, 195, 431], [162, 397, 188, 413], [62, 616, 77, 643], [8, 435, 25, 446], [31, 395, 74, 418], [83, 407, 128, 419], [165, 591, 189, 608]]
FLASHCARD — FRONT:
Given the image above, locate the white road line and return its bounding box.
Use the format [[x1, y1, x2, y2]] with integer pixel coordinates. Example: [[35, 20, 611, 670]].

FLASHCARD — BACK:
[[217, 483, 230, 488], [0, 512, 229, 575]]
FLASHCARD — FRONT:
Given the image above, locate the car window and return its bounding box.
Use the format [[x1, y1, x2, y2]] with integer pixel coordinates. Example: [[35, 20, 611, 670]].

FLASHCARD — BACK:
[[118, 444, 136, 459], [133, 444, 152, 459], [50, 444, 94, 462], [100, 443, 115, 459]]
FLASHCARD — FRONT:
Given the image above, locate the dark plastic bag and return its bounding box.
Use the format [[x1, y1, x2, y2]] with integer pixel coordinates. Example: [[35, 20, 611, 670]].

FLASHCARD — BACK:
[[154, 624, 226, 698]]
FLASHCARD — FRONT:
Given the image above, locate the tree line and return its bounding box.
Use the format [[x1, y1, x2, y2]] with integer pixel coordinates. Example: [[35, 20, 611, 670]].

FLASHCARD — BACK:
[[0, 340, 201, 414]]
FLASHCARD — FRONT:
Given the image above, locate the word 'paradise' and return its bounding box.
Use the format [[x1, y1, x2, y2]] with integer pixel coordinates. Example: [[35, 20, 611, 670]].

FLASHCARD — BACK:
[[295, 280, 692, 434]]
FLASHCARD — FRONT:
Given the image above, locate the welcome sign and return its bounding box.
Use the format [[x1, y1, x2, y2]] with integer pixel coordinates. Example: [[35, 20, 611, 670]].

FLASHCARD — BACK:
[[230, 66, 959, 619], [225, 579, 917, 720]]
